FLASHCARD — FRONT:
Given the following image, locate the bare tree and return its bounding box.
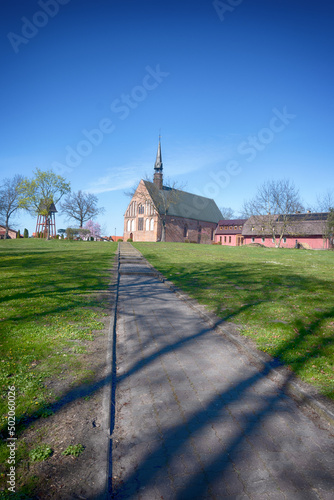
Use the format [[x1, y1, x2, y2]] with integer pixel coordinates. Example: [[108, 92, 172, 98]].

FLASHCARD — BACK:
[[59, 190, 105, 227], [219, 207, 235, 220], [315, 189, 334, 212], [0, 175, 24, 238], [242, 179, 304, 247], [323, 208, 334, 248]]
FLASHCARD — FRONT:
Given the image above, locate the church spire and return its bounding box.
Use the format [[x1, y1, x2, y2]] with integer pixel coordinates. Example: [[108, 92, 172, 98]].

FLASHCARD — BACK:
[[154, 135, 163, 172], [153, 135, 163, 189]]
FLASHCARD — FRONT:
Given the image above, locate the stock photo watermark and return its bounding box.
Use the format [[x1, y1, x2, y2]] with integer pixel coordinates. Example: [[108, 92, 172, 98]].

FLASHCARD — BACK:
[[52, 64, 170, 175], [7, 0, 71, 54], [192, 106, 296, 210], [6, 386, 17, 493], [213, 0, 244, 22]]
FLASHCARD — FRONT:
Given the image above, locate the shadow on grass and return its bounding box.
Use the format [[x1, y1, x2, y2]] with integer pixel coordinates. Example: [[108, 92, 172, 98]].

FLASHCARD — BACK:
[[111, 269, 334, 498]]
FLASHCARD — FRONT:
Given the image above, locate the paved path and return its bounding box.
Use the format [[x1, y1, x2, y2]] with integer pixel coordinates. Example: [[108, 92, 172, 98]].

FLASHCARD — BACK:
[[111, 243, 334, 499]]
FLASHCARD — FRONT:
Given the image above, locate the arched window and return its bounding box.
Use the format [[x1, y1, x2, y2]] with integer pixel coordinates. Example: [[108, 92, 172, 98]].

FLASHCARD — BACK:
[[150, 218, 154, 231], [127, 220, 131, 232], [131, 219, 135, 232], [183, 225, 188, 238], [145, 218, 150, 231]]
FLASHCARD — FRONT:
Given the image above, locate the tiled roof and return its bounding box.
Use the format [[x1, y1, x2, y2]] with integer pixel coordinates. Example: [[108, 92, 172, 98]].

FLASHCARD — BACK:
[[0, 225, 17, 234], [242, 213, 329, 237], [143, 181, 222, 223]]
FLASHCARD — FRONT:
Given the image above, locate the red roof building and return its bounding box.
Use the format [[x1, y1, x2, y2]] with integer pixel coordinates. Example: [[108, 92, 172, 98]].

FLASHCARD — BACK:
[[214, 219, 247, 246]]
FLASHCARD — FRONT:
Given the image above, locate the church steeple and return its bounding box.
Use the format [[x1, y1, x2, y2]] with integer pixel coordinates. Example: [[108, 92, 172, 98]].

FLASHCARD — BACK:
[[153, 136, 163, 189]]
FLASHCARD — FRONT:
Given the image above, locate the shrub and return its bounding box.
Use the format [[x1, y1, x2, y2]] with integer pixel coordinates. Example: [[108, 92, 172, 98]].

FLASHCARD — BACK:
[[29, 444, 53, 462], [127, 238, 133, 242], [62, 444, 84, 457]]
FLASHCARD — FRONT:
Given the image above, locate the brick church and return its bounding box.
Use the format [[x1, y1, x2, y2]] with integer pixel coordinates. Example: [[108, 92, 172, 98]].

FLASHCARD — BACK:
[[123, 139, 222, 243]]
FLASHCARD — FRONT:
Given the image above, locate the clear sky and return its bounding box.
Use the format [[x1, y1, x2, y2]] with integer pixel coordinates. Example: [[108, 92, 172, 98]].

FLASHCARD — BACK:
[[1, 0, 333, 236]]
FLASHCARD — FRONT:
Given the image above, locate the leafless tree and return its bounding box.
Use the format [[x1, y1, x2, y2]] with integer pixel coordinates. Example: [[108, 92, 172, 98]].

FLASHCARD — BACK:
[[0, 175, 24, 238], [328, 210, 334, 247], [315, 189, 334, 212], [59, 190, 105, 228], [219, 207, 235, 220], [242, 179, 304, 247]]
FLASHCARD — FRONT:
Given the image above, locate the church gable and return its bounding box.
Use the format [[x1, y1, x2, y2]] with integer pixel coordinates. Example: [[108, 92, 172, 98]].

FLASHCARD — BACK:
[[124, 180, 159, 240]]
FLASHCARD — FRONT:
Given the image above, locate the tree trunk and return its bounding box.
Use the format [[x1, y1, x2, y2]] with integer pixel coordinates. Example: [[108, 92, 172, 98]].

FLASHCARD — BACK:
[[161, 219, 166, 242], [47, 217, 50, 240], [5, 215, 9, 239]]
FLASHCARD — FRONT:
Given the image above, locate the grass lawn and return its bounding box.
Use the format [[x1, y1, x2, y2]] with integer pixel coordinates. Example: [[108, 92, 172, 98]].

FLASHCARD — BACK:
[[0, 239, 116, 491], [134, 242, 334, 400]]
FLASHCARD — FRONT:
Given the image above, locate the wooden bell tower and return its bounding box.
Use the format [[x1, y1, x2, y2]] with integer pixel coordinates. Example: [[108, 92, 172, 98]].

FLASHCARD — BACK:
[[35, 202, 57, 238]]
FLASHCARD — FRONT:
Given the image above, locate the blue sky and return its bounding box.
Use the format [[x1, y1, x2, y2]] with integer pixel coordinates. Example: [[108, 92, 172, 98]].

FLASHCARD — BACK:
[[1, 0, 333, 236]]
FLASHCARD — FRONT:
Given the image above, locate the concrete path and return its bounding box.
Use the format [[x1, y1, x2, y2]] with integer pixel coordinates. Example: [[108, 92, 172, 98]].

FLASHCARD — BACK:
[[111, 243, 334, 499]]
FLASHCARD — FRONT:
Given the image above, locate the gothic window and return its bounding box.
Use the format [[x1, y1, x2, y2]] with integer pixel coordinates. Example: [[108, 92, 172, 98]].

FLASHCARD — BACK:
[[127, 220, 131, 232], [145, 218, 149, 231], [150, 218, 154, 231], [131, 219, 135, 232], [138, 218, 144, 231], [138, 204, 144, 214]]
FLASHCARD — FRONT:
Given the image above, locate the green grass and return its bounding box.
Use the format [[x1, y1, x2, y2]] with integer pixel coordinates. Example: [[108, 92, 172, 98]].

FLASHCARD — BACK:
[[0, 239, 116, 482], [134, 242, 334, 399]]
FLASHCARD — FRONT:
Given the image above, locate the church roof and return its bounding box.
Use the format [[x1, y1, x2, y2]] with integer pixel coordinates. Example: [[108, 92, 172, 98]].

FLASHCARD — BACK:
[[143, 181, 222, 223]]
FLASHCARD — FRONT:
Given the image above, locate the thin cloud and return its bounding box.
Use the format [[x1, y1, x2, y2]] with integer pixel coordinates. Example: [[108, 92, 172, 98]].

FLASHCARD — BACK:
[[86, 139, 235, 194]]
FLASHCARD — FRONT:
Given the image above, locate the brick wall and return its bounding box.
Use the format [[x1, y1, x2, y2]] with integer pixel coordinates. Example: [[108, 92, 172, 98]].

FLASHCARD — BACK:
[[165, 216, 215, 244]]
